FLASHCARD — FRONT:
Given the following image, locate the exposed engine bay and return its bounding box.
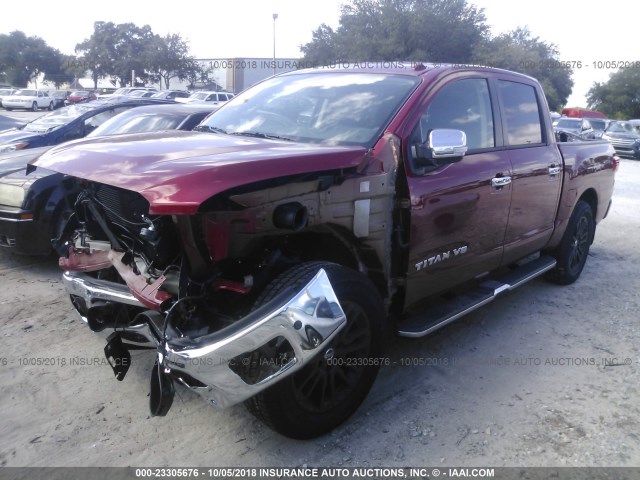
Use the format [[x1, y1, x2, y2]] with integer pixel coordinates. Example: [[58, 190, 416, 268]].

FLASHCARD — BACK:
[[55, 161, 398, 416]]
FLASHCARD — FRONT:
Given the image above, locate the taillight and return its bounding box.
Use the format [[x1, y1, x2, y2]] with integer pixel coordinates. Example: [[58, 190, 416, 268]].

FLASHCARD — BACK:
[[612, 155, 620, 173]]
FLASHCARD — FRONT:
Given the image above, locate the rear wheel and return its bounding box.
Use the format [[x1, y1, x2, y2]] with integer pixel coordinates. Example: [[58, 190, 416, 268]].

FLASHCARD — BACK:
[[245, 262, 385, 439], [546, 200, 594, 285]]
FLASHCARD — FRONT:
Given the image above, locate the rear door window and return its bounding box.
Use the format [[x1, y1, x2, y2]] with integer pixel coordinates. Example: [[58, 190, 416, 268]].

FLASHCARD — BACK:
[[498, 80, 543, 145]]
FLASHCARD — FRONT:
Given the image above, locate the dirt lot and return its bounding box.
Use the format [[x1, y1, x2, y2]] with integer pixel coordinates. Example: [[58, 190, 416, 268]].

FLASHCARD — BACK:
[[0, 160, 638, 468]]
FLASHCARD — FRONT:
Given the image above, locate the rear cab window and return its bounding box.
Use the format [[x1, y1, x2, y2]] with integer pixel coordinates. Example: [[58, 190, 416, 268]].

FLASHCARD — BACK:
[[497, 80, 544, 146]]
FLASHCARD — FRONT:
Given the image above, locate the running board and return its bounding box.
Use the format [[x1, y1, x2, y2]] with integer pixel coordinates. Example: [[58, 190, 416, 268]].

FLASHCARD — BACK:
[[396, 255, 557, 338]]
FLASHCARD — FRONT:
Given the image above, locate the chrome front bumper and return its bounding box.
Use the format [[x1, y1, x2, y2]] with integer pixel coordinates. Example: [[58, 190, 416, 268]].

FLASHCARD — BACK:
[[62, 268, 346, 408]]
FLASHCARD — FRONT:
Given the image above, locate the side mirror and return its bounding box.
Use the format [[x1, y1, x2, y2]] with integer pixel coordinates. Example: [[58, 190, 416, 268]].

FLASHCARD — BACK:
[[412, 129, 468, 168], [429, 129, 468, 158]]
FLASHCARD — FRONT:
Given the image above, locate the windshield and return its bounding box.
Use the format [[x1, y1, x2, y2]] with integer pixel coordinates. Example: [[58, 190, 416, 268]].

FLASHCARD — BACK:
[[0, 89, 13, 96], [23, 104, 94, 132], [89, 111, 185, 137], [71, 91, 89, 96], [587, 119, 606, 130], [200, 72, 420, 147], [15, 89, 37, 96], [190, 92, 209, 100], [112, 88, 132, 95], [556, 119, 581, 129], [605, 121, 635, 134]]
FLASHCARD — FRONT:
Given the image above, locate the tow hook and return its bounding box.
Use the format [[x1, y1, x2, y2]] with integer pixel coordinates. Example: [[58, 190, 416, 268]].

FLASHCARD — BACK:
[[104, 333, 131, 381], [149, 351, 175, 417]]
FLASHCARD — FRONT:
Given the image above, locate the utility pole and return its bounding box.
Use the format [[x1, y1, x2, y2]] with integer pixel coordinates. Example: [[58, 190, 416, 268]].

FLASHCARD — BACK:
[[272, 13, 278, 76]]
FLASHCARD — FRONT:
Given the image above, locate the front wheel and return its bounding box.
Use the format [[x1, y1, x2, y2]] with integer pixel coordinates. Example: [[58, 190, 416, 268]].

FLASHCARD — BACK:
[[31, 102, 38, 112], [245, 262, 385, 439], [546, 200, 594, 285], [48, 102, 54, 111]]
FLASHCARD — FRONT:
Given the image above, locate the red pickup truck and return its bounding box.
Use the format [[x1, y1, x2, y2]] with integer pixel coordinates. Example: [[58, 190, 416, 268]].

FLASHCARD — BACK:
[[34, 64, 616, 439]]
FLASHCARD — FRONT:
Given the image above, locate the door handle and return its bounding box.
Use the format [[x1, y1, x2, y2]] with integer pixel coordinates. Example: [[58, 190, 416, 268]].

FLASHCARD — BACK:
[[548, 165, 562, 176], [491, 176, 512, 188]]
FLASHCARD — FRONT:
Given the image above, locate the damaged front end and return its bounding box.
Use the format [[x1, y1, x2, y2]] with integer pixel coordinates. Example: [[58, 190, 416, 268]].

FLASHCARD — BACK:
[[57, 181, 347, 414]]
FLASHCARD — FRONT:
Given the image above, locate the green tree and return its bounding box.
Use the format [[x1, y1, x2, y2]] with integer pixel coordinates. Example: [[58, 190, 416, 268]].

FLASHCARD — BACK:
[[472, 27, 573, 111], [0, 31, 67, 87], [300, 24, 339, 66], [111, 23, 156, 86], [76, 21, 159, 88], [146, 33, 203, 89], [41, 50, 75, 88], [587, 67, 640, 119], [75, 21, 118, 89], [300, 0, 488, 65], [185, 61, 213, 90]]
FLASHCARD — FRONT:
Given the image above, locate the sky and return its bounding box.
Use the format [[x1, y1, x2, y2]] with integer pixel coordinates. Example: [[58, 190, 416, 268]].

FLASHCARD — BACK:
[[1, 0, 636, 108]]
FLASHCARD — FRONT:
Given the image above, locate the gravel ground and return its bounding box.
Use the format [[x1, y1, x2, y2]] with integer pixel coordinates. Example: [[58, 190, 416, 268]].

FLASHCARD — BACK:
[[0, 158, 638, 468]]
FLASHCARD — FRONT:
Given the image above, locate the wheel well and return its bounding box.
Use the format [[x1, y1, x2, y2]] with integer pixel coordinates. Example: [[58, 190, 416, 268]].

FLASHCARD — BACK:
[[578, 188, 597, 218], [577, 188, 598, 243], [283, 229, 388, 301]]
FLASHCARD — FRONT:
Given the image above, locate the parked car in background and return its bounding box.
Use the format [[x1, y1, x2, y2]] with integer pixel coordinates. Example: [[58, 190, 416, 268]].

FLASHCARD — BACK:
[[65, 90, 97, 105], [89, 103, 217, 137], [126, 90, 156, 98], [181, 91, 234, 106], [0, 100, 167, 154], [98, 87, 157, 99], [0, 103, 216, 255], [150, 90, 191, 100], [48, 90, 70, 109], [586, 118, 609, 139], [0, 88, 17, 108], [554, 117, 596, 141], [3, 89, 54, 111], [628, 119, 640, 134], [602, 120, 640, 159]]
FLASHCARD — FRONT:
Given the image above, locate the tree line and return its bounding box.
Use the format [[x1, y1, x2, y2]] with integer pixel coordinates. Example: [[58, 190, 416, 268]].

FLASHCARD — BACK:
[[300, 0, 638, 114], [300, 0, 573, 111], [1, 1, 636, 115], [0, 22, 209, 90]]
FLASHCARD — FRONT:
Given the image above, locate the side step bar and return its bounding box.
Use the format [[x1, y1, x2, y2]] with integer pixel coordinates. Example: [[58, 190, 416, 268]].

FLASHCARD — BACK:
[[397, 255, 557, 338]]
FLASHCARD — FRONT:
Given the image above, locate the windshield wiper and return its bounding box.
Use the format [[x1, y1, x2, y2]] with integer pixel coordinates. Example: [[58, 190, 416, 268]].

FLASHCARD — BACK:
[[193, 125, 227, 134], [230, 131, 293, 141]]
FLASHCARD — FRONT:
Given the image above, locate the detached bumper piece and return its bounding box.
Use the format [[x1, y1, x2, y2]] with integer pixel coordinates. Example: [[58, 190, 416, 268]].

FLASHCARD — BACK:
[[63, 267, 346, 413]]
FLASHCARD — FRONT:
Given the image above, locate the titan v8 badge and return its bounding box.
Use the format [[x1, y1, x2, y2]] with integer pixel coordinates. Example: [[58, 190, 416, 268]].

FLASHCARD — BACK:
[[415, 245, 468, 271]]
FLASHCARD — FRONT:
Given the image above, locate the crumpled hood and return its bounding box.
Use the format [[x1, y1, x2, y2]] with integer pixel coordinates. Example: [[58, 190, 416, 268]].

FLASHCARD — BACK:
[[33, 130, 368, 214]]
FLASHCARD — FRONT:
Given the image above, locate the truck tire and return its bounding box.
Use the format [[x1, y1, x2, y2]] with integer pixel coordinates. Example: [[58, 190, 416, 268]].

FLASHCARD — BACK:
[[245, 261, 385, 439], [546, 200, 594, 285]]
